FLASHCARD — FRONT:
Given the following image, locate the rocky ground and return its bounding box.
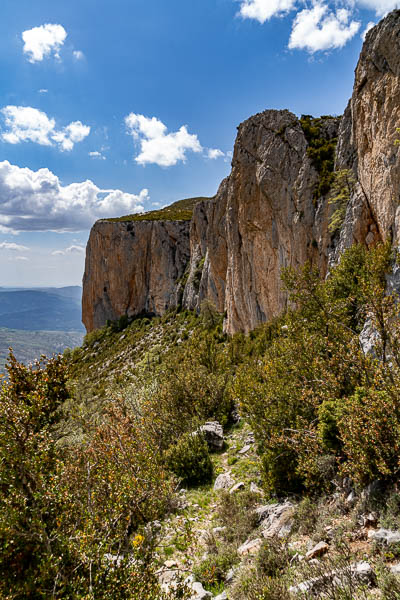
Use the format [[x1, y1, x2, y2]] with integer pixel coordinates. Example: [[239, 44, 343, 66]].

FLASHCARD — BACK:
[[152, 420, 400, 599]]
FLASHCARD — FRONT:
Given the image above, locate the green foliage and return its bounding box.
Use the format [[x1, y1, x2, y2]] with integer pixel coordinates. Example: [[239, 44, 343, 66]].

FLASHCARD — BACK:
[[106, 196, 211, 223], [0, 351, 185, 599], [256, 539, 292, 578], [299, 114, 338, 198], [193, 546, 237, 590], [165, 432, 213, 486], [339, 387, 400, 485], [328, 169, 357, 233], [236, 242, 396, 495], [216, 490, 259, 546]]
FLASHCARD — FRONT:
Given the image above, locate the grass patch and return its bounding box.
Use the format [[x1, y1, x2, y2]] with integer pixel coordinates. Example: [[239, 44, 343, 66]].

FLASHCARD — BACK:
[[104, 196, 212, 223]]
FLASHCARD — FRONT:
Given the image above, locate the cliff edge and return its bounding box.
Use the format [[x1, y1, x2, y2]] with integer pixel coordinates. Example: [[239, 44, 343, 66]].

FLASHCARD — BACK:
[[82, 11, 400, 334]]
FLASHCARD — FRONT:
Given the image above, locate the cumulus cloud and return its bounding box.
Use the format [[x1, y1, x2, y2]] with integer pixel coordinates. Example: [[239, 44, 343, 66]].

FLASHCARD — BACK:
[[38, 89, 48, 94], [0, 241, 29, 251], [0, 160, 148, 232], [22, 24, 67, 63], [125, 113, 202, 167], [51, 121, 91, 151], [73, 50, 84, 60], [239, 0, 297, 23], [206, 148, 225, 160], [1, 106, 90, 152], [288, 4, 360, 52]]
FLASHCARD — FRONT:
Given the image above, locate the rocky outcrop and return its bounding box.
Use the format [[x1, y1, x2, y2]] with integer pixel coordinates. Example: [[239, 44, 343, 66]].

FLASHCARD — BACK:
[[82, 11, 400, 335], [333, 10, 400, 259], [187, 109, 335, 334], [82, 219, 190, 332]]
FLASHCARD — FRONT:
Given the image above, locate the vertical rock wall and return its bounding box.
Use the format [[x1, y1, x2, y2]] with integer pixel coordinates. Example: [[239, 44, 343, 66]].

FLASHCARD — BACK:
[[82, 12, 400, 335]]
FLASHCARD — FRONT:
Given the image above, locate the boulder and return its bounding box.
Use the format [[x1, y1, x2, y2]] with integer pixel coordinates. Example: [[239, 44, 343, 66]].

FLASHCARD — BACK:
[[199, 421, 224, 450], [214, 472, 234, 491], [254, 501, 294, 538], [190, 581, 213, 599], [237, 538, 262, 556], [306, 541, 329, 560], [229, 482, 245, 494], [289, 561, 376, 596], [368, 528, 400, 544]]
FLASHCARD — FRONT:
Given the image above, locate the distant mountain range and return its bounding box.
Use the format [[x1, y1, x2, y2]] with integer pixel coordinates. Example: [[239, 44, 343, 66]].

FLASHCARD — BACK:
[[0, 286, 84, 332], [0, 286, 84, 372]]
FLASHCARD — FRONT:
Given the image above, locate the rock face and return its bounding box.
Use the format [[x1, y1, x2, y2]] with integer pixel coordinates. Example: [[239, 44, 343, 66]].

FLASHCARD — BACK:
[[333, 10, 400, 259], [82, 12, 400, 335], [185, 109, 334, 334], [82, 219, 190, 332]]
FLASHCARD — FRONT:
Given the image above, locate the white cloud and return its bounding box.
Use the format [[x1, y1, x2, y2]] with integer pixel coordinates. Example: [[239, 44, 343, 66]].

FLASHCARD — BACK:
[[51, 121, 91, 151], [89, 150, 106, 160], [1, 106, 90, 152], [0, 160, 148, 232], [73, 50, 84, 60], [52, 244, 85, 256], [361, 20, 375, 39], [125, 113, 202, 167], [22, 24, 67, 63], [207, 148, 225, 160], [357, 0, 399, 15], [0, 241, 29, 251], [239, 0, 297, 22], [288, 4, 360, 52], [38, 89, 48, 94], [66, 244, 85, 253], [15, 256, 29, 261]]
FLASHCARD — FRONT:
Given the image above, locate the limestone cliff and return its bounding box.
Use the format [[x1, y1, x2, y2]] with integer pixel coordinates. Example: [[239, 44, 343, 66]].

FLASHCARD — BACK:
[[333, 10, 400, 258], [82, 219, 190, 332], [82, 11, 400, 334]]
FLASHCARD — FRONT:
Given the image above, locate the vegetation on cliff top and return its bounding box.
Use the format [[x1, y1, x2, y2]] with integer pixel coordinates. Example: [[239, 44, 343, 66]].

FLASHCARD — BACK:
[[299, 114, 338, 199], [104, 196, 212, 223]]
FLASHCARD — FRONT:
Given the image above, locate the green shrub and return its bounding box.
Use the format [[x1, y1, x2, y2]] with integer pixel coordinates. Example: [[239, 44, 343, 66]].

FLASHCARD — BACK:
[[216, 490, 259, 546], [256, 539, 292, 577], [339, 387, 400, 485], [165, 432, 213, 486], [193, 547, 237, 591]]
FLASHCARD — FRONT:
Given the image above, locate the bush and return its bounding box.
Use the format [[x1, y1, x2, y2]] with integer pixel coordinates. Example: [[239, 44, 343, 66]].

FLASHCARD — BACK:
[[0, 351, 183, 599], [193, 547, 237, 591], [216, 490, 259, 547], [256, 539, 292, 577], [165, 432, 213, 486], [236, 243, 396, 496], [339, 387, 400, 485]]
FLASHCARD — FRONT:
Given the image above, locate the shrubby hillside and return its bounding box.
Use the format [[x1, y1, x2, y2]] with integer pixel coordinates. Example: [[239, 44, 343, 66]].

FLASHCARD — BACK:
[[3, 243, 400, 598]]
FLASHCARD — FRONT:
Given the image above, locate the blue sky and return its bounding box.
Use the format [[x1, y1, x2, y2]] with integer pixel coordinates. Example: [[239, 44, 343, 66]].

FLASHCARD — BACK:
[[0, 0, 389, 286]]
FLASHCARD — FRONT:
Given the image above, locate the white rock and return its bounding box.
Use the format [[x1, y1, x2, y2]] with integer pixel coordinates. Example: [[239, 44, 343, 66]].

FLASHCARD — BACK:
[[215, 592, 227, 600], [306, 541, 329, 560], [199, 421, 224, 450], [214, 472, 235, 491], [229, 481, 245, 494], [238, 537, 262, 556], [190, 581, 213, 599], [238, 444, 251, 454], [250, 482, 263, 494], [368, 528, 400, 544]]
